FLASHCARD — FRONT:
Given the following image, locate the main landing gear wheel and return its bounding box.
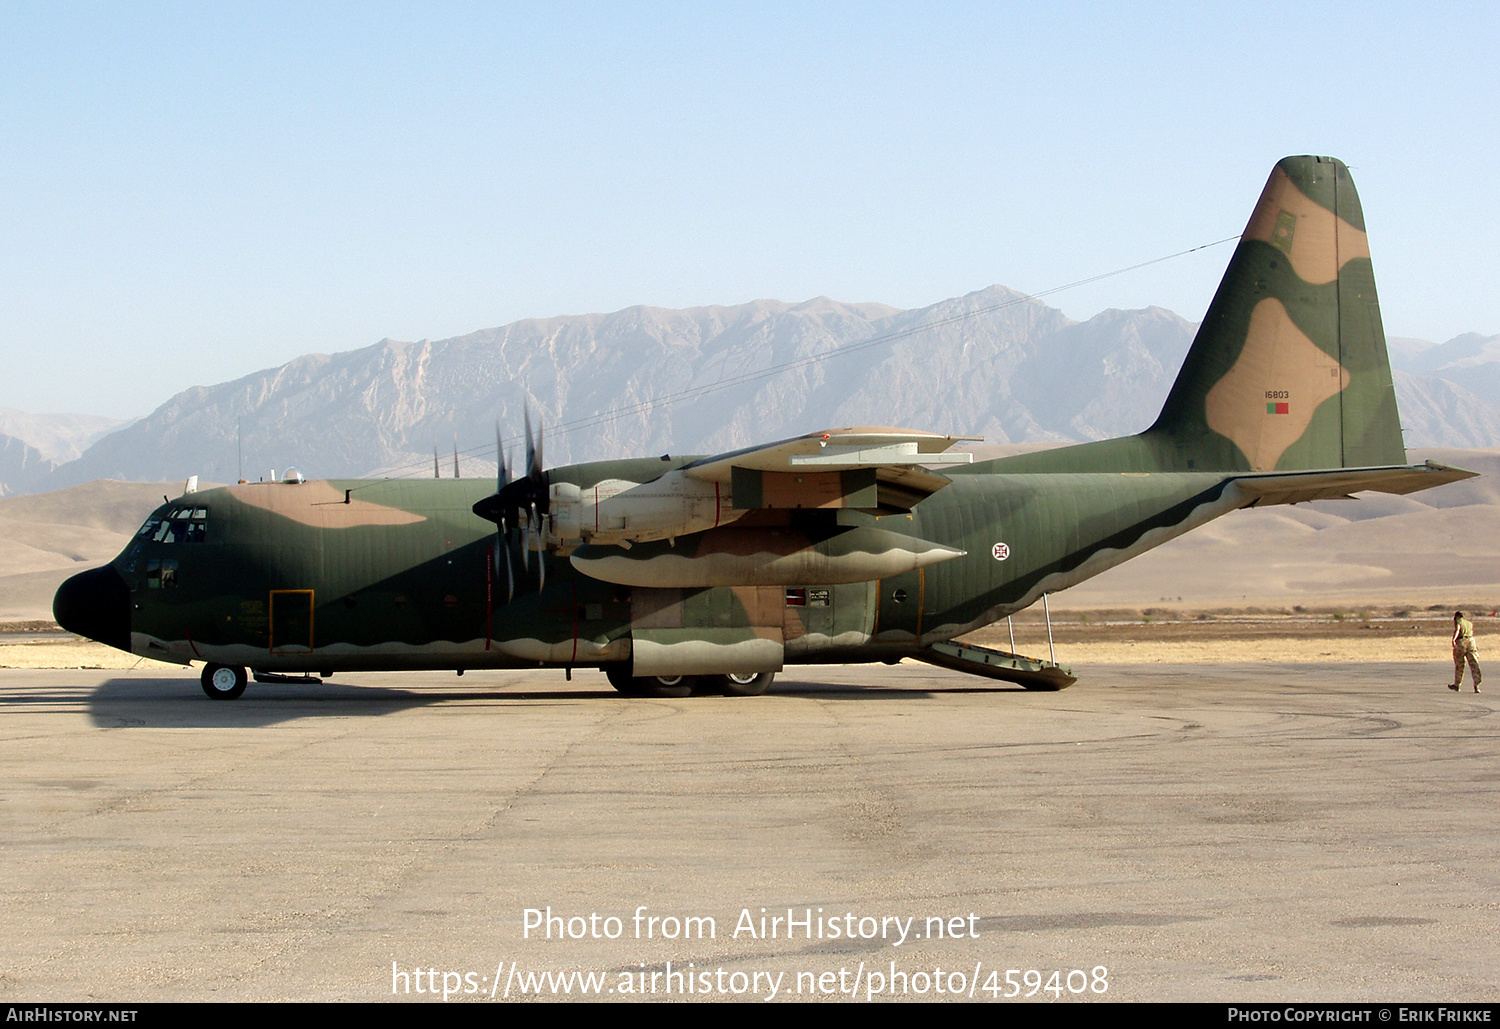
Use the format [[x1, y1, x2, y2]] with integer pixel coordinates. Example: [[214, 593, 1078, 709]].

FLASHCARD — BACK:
[[604, 664, 645, 695], [603, 665, 694, 698], [639, 674, 694, 698], [716, 671, 775, 697], [201, 663, 248, 700]]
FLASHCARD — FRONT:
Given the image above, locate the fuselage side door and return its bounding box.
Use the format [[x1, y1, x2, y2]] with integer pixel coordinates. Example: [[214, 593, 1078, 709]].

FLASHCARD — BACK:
[[269, 589, 314, 654], [874, 567, 924, 642]]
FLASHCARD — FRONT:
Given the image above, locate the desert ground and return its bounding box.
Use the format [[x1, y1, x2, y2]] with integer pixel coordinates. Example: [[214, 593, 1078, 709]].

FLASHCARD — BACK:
[[1, 660, 1494, 1002]]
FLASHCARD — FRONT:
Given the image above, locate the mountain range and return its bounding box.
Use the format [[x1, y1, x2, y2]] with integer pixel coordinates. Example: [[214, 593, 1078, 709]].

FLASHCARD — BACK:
[[6, 287, 1499, 495]]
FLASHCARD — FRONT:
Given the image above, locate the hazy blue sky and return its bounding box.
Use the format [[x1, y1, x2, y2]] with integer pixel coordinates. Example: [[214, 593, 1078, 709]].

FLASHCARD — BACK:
[[3, 2, 1497, 419]]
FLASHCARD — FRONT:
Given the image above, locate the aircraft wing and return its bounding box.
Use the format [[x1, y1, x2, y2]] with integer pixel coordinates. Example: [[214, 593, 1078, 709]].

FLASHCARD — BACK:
[[682, 427, 980, 511], [1228, 461, 1477, 507]]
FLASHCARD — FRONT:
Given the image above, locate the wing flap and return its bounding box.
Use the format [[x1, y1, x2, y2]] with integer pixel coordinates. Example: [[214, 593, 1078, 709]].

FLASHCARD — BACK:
[[684, 427, 980, 510]]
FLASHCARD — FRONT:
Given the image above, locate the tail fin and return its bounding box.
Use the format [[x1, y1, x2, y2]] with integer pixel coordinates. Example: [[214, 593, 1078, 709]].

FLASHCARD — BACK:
[[1150, 155, 1404, 471]]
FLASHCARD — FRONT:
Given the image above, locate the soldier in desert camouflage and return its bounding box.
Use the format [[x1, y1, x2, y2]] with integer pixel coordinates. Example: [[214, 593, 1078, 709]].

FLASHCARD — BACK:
[[1449, 611, 1481, 693]]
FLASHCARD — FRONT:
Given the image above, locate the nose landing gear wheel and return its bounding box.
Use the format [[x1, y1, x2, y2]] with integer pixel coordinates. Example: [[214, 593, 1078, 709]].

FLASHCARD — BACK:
[[201, 663, 248, 700]]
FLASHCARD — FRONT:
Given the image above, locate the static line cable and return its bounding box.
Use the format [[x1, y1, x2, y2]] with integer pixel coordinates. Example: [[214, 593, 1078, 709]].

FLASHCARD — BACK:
[[363, 233, 1241, 483], [546, 233, 1244, 442]]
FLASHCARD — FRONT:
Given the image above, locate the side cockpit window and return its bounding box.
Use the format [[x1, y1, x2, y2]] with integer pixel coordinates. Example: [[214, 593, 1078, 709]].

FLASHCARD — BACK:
[[146, 507, 209, 544]]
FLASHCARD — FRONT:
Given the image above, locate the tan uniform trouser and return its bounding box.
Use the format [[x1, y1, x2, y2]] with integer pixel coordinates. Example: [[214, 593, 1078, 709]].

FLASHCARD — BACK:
[[1454, 639, 1481, 688]]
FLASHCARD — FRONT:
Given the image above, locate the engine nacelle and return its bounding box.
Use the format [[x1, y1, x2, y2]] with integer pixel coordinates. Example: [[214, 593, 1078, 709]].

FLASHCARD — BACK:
[[547, 471, 742, 546]]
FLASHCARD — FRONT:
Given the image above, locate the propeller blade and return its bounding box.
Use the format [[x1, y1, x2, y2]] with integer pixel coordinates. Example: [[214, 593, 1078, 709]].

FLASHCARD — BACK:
[[492, 531, 516, 605], [472, 406, 551, 599], [505, 540, 514, 603], [495, 422, 510, 490], [534, 513, 546, 588], [524, 407, 536, 480], [530, 414, 545, 482]]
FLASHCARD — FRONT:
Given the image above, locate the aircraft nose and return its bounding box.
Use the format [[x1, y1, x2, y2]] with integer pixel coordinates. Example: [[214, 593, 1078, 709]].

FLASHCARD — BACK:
[[53, 565, 131, 652]]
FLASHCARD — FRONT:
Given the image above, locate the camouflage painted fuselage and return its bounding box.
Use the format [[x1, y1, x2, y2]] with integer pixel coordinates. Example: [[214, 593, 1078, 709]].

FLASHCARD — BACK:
[[117, 463, 1242, 673]]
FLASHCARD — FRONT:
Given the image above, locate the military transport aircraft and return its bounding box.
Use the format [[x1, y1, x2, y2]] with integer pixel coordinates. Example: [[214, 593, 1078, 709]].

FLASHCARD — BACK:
[[54, 156, 1476, 699]]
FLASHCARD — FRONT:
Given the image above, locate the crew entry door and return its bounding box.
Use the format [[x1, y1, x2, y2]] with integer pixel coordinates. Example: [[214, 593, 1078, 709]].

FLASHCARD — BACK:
[[269, 589, 314, 654]]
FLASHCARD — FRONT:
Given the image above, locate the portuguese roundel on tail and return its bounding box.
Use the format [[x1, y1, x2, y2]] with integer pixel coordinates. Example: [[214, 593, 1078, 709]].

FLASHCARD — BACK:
[[53, 156, 1477, 699]]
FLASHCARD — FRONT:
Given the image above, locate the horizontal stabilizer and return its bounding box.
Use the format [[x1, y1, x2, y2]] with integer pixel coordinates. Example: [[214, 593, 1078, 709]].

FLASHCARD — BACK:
[[1229, 461, 1477, 507]]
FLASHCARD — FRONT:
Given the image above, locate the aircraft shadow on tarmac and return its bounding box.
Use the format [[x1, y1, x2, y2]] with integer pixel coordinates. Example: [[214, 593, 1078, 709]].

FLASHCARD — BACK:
[[87, 677, 442, 728], [772, 679, 1026, 699], [84, 674, 1024, 728]]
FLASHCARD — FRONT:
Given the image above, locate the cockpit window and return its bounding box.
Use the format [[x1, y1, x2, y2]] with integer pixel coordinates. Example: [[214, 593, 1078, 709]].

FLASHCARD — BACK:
[[141, 507, 209, 544], [184, 509, 208, 543]]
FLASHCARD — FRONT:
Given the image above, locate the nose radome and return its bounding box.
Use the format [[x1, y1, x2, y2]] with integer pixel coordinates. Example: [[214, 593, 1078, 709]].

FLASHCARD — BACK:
[[53, 565, 131, 653]]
